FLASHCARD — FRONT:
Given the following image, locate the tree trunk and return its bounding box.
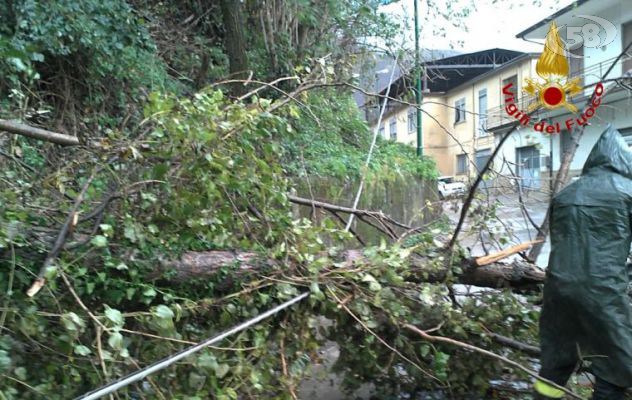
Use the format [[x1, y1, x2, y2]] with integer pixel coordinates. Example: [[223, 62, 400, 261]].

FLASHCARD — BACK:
[[162, 249, 545, 289], [219, 0, 249, 95]]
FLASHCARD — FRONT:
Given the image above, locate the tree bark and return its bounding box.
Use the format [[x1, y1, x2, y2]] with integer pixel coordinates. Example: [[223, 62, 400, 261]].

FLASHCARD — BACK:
[[220, 0, 249, 95], [0, 119, 80, 146], [162, 249, 545, 289]]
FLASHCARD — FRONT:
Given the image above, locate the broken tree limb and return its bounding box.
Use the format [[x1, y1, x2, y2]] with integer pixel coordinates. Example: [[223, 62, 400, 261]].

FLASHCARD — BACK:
[[0, 119, 80, 146], [157, 250, 275, 283], [403, 324, 583, 400], [287, 194, 414, 231], [26, 171, 97, 297], [162, 249, 545, 289], [475, 240, 542, 266], [487, 333, 540, 357]]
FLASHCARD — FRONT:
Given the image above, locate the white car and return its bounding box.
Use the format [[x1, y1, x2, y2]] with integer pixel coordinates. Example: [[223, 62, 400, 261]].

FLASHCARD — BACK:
[[437, 176, 466, 199]]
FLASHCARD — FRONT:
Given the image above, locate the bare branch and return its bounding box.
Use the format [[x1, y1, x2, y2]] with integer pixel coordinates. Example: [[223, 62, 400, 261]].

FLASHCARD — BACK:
[[403, 324, 583, 400], [0, 119, 80, 146], [288, 194, 414, 231]]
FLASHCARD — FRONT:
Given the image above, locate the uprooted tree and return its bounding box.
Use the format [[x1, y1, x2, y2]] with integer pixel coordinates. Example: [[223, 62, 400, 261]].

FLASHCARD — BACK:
[[0, 1, 611, 400]]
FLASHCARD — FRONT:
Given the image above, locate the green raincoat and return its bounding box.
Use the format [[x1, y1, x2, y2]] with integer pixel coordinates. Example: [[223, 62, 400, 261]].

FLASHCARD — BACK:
[[540, 126, 632, 387]]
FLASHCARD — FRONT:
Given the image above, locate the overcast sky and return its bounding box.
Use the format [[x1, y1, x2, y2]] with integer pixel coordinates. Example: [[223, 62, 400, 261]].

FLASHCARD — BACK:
[[381, 0, 576, 54]]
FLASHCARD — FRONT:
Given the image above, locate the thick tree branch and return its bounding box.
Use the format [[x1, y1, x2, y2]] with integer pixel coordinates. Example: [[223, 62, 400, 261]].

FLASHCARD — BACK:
[[161, 249, 545, 289], [487, 333, 540, 357], [0, 119, 80, 146], [403, 324, 583, 400], [26, 171, 97, 297]]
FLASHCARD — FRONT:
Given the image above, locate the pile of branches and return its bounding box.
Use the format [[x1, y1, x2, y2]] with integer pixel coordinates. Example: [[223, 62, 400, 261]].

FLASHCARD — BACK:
[[0, 77, 574, 400]]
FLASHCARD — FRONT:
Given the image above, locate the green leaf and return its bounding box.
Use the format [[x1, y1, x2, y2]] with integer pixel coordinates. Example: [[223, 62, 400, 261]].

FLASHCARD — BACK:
[[74, 345, 92, 356], [107, 332, 124, 350], [61, 312, 86, 333], [0, 350, 11, 372], [44, 264, 58, 280], [115, 262, 128, 270], [124, 225, 137, 242], [14, 366, 27, 380], [8, 57, 28, 71], [91, 235, 108, 248], [197, 353, 218, 370], [214, 363, 230, 379], [99, 224, 113, 236], [104, 305, 124, 328], [153, 305, 174, 320]]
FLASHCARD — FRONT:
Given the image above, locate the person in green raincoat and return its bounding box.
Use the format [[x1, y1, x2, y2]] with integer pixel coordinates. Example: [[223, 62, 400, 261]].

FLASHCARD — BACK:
[[534, 126, 632, 400]]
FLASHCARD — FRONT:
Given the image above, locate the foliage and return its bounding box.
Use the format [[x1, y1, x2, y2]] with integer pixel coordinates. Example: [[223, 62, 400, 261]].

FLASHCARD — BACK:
[[0, 0, 173, 127], [0, 89, 540, 399], [244, 0, 402, 80], [282, 89, 437, 181], [0, 0, 553, 399]]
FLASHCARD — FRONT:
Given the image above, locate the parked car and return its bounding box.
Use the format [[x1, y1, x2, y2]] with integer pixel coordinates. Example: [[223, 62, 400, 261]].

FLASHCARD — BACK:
[[437, 176, 466, 199]]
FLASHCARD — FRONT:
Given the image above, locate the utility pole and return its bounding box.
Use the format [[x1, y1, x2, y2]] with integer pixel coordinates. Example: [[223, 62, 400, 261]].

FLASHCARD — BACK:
[[414, 0, 423, 157]]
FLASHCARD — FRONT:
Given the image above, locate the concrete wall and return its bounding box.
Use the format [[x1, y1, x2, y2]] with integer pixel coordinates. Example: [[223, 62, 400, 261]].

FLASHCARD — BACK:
[[294, 175, 439, 245]]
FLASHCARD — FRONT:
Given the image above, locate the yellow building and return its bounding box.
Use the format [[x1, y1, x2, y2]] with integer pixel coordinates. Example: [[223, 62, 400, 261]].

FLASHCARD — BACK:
[[365, 49, 539, 179]]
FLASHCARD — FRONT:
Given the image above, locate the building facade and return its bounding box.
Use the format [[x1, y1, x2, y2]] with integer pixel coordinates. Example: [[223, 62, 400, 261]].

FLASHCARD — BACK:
[[363, 0, 632, 193], [503, 0, 632, 191], [364, 49, 538, 179]]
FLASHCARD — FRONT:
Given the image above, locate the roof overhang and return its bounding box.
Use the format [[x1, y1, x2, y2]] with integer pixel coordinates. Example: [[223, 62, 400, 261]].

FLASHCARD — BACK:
[[516, 0, 621, 40]]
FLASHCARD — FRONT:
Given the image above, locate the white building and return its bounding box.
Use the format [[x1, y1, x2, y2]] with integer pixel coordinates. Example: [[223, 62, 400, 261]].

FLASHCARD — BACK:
[[488, 0, 632, 191]]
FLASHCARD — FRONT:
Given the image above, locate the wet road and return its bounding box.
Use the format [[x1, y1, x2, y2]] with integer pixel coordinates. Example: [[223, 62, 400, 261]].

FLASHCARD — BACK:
[[445, 192, 551, 268]]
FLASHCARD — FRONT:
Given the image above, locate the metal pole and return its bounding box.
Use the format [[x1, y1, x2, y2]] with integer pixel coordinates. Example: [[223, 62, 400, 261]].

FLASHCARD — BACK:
[[414, 0, 423, 157], [76, 293, 309, 400]]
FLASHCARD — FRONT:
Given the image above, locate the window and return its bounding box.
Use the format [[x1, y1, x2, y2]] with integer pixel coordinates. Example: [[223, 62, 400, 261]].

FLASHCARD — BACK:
[[389, 118, 397, 140], [475, 148, 491, 172], [408, 107, 417, 134], [456, 154, 468, 175], [454, 98, 466, 124], [502, 75, 518, 97], [378, 124, 385, 138], [516, 145, 541, 189], [478, 89, 488, 136]]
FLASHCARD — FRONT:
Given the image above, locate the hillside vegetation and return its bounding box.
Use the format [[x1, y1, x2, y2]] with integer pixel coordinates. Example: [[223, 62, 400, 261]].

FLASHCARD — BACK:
[[0, 1, 545, 399]]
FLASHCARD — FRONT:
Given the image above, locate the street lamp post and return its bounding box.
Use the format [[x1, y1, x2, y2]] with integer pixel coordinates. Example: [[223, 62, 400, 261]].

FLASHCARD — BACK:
[[414, 0, 423, 157]]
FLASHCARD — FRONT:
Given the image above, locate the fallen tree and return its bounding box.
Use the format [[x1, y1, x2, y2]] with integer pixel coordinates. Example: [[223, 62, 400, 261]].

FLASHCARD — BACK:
[[163, 248, 545, 289], [0, 82, 550, 399]]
